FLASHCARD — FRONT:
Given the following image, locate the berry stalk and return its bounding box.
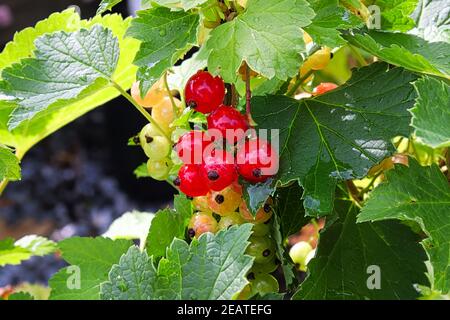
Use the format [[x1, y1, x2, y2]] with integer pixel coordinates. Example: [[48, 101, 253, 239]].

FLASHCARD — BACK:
[[111, 81, 171, 142]]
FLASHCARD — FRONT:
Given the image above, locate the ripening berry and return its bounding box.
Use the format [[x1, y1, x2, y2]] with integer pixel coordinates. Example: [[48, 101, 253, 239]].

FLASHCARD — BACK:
[[152, 96, 182, 134], [308, 47, 333, 70], [131, 81, 166, 108], [289, 241, 313, 271], [246, 235, 276, 264], [239, 199, 273, 224], [313, 82, 338, 95], [187, 212, 218, 239], [207, 183, 243, 216], [249, 273, 279, 296], [192, 196, 211, 212], [147, 158, 172, 181], [139, 124, 170, 161], [185, 71, 225, 114], [217, 212, 245, 230]]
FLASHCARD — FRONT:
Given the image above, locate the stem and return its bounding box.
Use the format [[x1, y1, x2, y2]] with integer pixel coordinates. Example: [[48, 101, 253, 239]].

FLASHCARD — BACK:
[[359, 172, 382, 196], [245, 65, 256, 126], [0, 179, 9, 196], [286, 69, 314, 97], [346, 180, 362, 207], [112, 81, 171, 142], [163, 71, 180, 117], [349, 45, 368, 67]]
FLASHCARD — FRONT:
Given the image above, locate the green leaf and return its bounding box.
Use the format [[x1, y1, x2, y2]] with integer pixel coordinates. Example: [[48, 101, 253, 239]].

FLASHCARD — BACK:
[[103, 211, 155, 246], [242, 178, 275, 217], [97, 0, 123, 15], [2, 25, 119, 130], [7, 292, 34, 300], [294, 199, 429, 299], [410, 77, 450, 149], [304, 0, 361, 47], [0, 235, 56, 267], [127, 7, 199, 95], [101, 224, 254, 300], [0, 12, 139, 157], [359, 158, 450, 294], [145, 194, 193, 259], [167, 46, 209, 94], [410, 0, 450, 42], [252, 63, 418, 217], [134, 163, 150, 178], [206, 0, 315, 83], [364, 0, 418, 31], [345, 29, 450, 79], [49, 237, 132, 300], [149, 0, 209, 10], [275, 182, 310, 239], [0, 146, 20, 180], [272, 214, 296, 287]]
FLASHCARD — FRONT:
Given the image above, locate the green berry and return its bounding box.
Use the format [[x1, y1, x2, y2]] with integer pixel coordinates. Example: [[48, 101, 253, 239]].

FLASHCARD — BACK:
[[147, 158, 172, 181]]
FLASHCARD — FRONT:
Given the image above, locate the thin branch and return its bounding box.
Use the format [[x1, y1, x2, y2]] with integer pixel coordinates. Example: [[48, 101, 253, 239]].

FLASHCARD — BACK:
[[286, 69, 314, 97], [346, 180, 362, 207], [245, 64, 256, 126], [163, 71, 180, 117], [111, 81, 171, 142]]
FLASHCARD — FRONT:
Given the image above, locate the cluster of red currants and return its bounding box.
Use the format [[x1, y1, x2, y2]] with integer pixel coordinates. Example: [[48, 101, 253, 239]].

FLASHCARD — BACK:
[[174, 70, 278, 198]]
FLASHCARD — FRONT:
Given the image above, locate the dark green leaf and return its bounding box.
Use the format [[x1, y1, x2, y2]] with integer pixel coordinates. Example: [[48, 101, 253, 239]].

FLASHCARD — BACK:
[[49, 237, 132, 300], [145, 194, 193, 259], [410, 77, 450, 148], [294, 199, 429, 299], [242, 178, 275, 217], [345, 29, 450, 79], [359, 158, 450, 294], [252, 63, 417, 217]]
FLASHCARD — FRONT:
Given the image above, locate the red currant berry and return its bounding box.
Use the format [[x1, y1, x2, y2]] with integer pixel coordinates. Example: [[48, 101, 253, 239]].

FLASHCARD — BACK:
[[313, 82, 338, 95], [200, 150, 237, 191], [176, 130, 212, 164], [236, 139, 278, 183], [207, 105, 249, 144], [177, 164, 209, 197], [185, 70, 225, 114]]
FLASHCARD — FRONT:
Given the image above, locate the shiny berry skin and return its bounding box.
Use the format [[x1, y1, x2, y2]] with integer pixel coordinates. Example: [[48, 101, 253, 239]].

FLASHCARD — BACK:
[[176, 130, 212, 164], [217, 212, 245, 230], [207, 105, 249, 144], [246, 235, 276, 264], [139, 124, 170, 161], [192, 196, 211, 212], [313, 82, 338, 95], [185, 71, 225, 114], [200, 150, 237, 191], [187, 212, 218, 239], [252, 259, 279, 274], [236, 139, 278, 183], [147, 158, 172, 181], [289, 241, 313, 271], [249, 273, 279, 296], [308, 47, 332, 70], [207, 183, 243, 216], [152, 96, 182, 134], [131, 80, 165, 108], [252, 223, 270, 236], [177, 164, 209, 197], [239, 199, 273, 224]]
